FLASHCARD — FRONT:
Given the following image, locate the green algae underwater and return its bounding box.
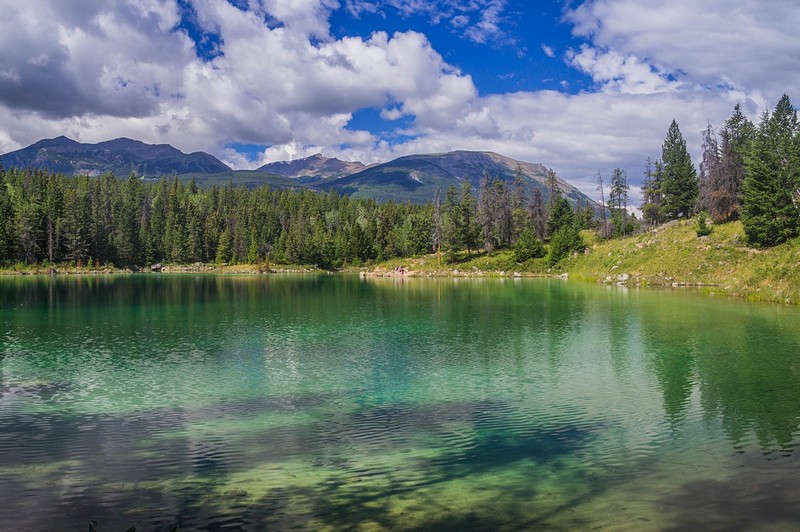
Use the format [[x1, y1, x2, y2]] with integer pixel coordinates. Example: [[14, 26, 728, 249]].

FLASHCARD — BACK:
[[2, 274, 800, 530]]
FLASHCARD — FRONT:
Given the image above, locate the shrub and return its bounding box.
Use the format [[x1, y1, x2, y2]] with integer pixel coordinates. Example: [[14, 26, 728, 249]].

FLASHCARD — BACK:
[[514, 229, 546, 262], [549, 225, 585, 266], [696, 212, 713, 237]]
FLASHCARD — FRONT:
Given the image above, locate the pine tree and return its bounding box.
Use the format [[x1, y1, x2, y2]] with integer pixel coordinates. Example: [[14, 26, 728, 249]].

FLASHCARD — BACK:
[[61, 176, 91, 263], [641, 158, 664, 226], [511, 168, 528, 244], [546, 196, 573, 237], [596, 172, 609, 238], [741, 95, 800, 246], [431, 188, 443, 265], [711, 103, 754, 222], [115, 173, 142, 265], [0, 165, 12, 262], [457, 181, 479, 257], [660, 120, 698, 219], [697, 123, 720, 214], [529, 188, 547, 241], [477, 174, 497, 252], [609, 167, 631, 237]]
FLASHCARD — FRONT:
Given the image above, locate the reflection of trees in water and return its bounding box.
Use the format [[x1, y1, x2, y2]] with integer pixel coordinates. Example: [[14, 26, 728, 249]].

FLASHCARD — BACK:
[[638, 296, 800, 451]]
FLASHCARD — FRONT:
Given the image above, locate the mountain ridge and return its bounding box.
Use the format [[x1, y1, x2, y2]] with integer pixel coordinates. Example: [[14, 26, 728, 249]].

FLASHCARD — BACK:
[[1, 136, 597, 207], [0, 136, 231, 177]]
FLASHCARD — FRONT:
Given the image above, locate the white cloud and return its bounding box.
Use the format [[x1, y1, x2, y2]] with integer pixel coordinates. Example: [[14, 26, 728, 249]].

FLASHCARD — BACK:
[[345, 0, 509, 44], [541, 44, 555, 58], [565, 0, 800, 105], [463, 0, 507, 44], [0, 0, 796, 209], [567, 45, 682, 95]]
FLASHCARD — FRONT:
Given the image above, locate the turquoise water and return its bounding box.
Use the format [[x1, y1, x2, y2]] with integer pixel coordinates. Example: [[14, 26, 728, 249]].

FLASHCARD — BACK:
[[1, 274, 800, 530]]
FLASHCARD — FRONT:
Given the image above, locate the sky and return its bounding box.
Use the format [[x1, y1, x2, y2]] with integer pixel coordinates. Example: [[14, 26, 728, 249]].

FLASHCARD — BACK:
[[1, 0, 798, 204]]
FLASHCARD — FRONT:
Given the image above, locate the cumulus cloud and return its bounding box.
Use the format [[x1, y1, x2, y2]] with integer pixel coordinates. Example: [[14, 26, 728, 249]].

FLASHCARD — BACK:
[[565, 0, 800, 105], [0, 0, 797, 207], [567, 45, 682, 94], [0, 1, 189, 119]]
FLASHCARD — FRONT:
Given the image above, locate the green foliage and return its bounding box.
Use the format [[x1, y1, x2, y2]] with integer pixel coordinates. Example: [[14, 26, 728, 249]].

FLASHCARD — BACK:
[[546, 196, 574, 237], [661, 120, 698, 220], [611, 210, 637, 238], [548, 225, 585, 266], [741, 94, 800, 247], [696, 212, 713, 237], [513, 228, 546, 262]]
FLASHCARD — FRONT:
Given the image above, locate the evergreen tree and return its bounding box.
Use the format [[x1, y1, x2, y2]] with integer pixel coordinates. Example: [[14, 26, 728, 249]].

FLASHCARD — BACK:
[[596, 172, 609, 238], [548, 225, 584, 266], [495, 179, 513, 248], [712, 103, 754, 222], [697, 123, 720, 214], [115, 173, 142, 265], [431, 188, 443, 261], [457, 181, 479, 257], [609, 168, 632, 237], [546, 196, 573, 237], [513, 228, 545, 262], [60, 175, 91, 263], [529, 188, 547, 241], [511, 168, 528, 243], [442, 185, 460, 253], [741, 94, 800, 246], [641, 158, 664, 226], [660, 120, 698, 219], [0, 165, 12, 262], [477, 174, 497, 252]]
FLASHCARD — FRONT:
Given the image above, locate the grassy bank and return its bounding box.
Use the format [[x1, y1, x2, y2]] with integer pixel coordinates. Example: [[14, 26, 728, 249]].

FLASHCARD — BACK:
[[563, 219, 800, 304], [366, 249, 551, 278], [367, 219, 800, 305]]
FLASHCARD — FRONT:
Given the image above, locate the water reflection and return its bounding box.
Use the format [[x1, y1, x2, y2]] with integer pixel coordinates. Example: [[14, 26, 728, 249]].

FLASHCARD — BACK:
[[1, 275, 800, 529]]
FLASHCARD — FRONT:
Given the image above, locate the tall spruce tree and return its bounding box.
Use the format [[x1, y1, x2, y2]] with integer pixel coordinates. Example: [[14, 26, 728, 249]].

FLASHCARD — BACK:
[[609, 167, 631, 237], [741, 94, 800, 246], [660, 120, 698, 219], [641, 158, 664, 226], [457, 181, 479, 257], [697, 123, 720, 214]]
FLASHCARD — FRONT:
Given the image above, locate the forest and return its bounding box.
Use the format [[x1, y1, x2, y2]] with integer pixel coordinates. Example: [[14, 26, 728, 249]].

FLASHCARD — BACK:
[[0, 95, 797, 271]]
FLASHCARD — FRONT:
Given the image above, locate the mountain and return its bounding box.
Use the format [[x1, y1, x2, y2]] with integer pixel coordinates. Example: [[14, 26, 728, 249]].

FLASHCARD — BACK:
[[0, 136, 231, 177], [325, 150, 594, 207], [1, 137, 598, 208], [258, 153, 366, 184]]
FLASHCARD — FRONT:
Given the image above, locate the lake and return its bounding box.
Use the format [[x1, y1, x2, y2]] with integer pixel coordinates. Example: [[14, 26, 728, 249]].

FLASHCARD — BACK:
[[1, 274, 800, 530]]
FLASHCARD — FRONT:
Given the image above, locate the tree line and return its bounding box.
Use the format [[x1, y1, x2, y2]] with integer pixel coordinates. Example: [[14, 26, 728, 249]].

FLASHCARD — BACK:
[[0, 164, 592, 269], [637, 94, 800, 247]]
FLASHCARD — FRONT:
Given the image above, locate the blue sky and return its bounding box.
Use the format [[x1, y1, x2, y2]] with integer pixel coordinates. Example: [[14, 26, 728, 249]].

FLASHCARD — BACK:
[[1, 1, 798, 203]]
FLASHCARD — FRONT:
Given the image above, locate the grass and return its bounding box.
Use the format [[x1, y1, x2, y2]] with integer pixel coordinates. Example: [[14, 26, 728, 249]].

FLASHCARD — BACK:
[[369, 219, 800, 305], [368, 249, 550, 277], [563, 219, 800, 304]]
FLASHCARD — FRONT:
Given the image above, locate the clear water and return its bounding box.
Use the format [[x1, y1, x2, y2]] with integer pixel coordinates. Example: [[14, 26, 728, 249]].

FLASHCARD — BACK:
[[1, 274, 800, 531]]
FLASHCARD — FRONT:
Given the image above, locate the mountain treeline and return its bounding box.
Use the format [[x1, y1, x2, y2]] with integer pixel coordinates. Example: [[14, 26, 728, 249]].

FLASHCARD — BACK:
[[0, 164, 592, 269], [639, 94, 800, 247]]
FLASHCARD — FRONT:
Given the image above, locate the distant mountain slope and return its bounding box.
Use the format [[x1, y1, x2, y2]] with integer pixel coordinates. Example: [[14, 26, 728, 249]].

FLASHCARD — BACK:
[[0, 136, 231, 177], [258, 153, 366, 184], [1, 138, 597, 208], [325, 150, 595, 207], [171, 170, 311, 190]]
